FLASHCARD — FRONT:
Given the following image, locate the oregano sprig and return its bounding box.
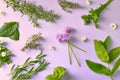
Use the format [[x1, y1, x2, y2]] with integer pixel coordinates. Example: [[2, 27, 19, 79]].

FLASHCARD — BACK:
[[21, 33, 41, 51], [86, 36, 120, 80], [58, 0, 80, 13], [10, 52, 49, 80], [81, 0, 112, 28], [3, 0, 59, 27], [0, 40, 13, 67]]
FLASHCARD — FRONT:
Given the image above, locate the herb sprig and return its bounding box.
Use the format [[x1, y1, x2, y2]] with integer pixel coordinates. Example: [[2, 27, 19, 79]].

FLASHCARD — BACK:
[[86, 36, 120, 80], [0, 40, 13, 67], [3, 0, 59, 27], [21, 33, 41, 51], [58, 0, 80, 13], [81, 0, 112, 28], [10, 52, 49, 80]]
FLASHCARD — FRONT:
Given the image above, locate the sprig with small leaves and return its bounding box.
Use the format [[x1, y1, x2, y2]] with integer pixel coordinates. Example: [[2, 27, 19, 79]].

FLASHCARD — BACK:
[[81, 0, 112, 28], [3, 0, 59, 27], [86, 36, 120, 80], [10, 52, 49, 80], [0, 40, 13, 67], [21, 33, 41, 51], [58, 0, 80, 13]]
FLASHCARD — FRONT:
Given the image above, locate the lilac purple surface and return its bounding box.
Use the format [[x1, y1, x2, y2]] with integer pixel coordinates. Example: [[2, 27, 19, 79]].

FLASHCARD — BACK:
[[0, 0, 120, 80]]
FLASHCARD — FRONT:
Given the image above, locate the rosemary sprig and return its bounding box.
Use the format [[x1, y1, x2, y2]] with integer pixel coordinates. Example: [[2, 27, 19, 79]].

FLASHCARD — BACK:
[[10, 52, 49, 80], [3, 0, 59, 27], [21, 33, 41, 51], [58, 0, 80, 13]]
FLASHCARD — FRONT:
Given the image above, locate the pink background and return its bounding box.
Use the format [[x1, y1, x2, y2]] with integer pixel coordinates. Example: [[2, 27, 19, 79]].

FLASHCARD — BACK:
[[0, 0, 120, 80]]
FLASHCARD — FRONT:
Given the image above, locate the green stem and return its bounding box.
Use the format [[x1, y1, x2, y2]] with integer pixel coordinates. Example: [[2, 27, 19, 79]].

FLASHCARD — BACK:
[[67, 42, 72, 65], [107, 64, 114, 80], [69, 42, 86, 52], [68, 42, 81, 66]]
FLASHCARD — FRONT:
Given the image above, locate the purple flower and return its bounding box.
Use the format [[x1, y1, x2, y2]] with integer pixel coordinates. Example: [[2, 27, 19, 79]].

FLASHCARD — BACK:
[[65, 27, 72, 33], [56, 33, 71, 42]]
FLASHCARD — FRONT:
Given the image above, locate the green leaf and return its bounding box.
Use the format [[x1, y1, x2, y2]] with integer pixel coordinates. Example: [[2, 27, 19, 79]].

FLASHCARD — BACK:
[[108, 47, 120, 62], [0, 22, 19, 40], [94, 40, 109, 63], [46, 66, 66, 80], [103, 36, 110, 51], [112, 58, 120, 75], [86, 60, 111, 76]]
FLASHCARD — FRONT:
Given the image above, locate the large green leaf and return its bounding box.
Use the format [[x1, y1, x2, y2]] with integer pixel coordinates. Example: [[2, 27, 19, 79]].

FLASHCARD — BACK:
[[46, 66, 66, 80], [112, 58, 120, 75], [108, 47, 120, 62], [103, 36, 110, 51], [86, 60, 111, 76], [0, 22, 19, 40], [94, 40, 109, 63]]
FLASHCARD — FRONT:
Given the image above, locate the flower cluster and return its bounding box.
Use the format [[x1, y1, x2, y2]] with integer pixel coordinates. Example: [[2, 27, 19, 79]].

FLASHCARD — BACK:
[[0, 40, 13, 67], [56, 27, 86, 66]]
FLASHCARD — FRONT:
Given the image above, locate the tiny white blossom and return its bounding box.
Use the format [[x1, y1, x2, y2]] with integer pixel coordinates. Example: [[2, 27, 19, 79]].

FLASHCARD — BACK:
[[81, 37, 87, 42], [50, 45, 56, 50], [1, 52, 7, 57], [86, 0, 91, 5], [110, 24, 117, 29]]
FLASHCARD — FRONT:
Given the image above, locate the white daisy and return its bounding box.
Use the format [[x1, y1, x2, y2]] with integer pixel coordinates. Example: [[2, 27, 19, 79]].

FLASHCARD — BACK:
[[110, 24, 117, 29], [1, 52, 7, 57]]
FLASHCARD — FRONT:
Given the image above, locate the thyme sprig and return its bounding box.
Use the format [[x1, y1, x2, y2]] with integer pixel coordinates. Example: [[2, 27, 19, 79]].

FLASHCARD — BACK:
[[58, 0, 80, 13], [10, 52, 49, 80], [0, 40, 13, 67], [3, 0, 59, 27], [21, 33, 41, 51]]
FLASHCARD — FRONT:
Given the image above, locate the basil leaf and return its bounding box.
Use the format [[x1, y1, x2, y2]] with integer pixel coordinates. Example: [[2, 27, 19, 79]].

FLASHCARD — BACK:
[[46, 66, 66, 80], [108, 47, 120, 62], [94, 40, 109, 63], [0, 22, 19, 40], [86, 60, 111, 76], [103, 36, 110, 51], [112, 58, 120, 75]]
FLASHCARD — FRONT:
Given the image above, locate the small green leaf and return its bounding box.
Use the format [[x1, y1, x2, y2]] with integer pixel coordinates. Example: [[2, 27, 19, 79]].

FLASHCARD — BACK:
[[94, 40, 109, 63], [45, 66, 66, 80], [108, 47, 120, 62], [112, 58, 120, 75], [86, 60, 111, 76], [103, 36, 110, 51], [0, 22, 19, 40]]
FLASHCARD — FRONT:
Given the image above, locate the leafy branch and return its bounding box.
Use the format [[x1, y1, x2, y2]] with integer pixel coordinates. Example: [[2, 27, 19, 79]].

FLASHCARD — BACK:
[[3, 0, 59, 27], [86, 36, 120, 80], [21, 33, 41, 51], [58, 0, 80, 13], [10, 52, 49, 80], [81, 0, 112, 28]]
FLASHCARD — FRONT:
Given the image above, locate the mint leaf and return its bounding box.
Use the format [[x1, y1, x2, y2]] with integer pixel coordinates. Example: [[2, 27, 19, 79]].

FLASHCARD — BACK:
[[112, 58, 120, 75], [0, 22, 19, 40], [94, 40, 109, 63], [108, 47, 120, 62], [86, 60, 111, 76], [103, 36, 111, 51]]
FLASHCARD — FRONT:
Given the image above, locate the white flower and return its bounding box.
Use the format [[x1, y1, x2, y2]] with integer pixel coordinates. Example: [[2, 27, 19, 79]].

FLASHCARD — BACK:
[[86, 0, 91, 5], [81, 37, 87, 42], [1, 52, 7, 57], [110, 24, 117, 29], [50, 45, 56, 50]]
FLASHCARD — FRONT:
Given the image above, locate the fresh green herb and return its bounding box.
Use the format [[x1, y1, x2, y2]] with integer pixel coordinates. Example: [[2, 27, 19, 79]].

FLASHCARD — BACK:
[[0, 40, 13, 67], [0, 22, 19, 40], [86, 36, 120, 80], [10, 52, 49, 80], [21, 33, 41, 51], [3, 0, 59, 27], [46, 66, 66, 80], [81, 0, 112, 28], [58, 0, 80, 13]]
